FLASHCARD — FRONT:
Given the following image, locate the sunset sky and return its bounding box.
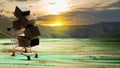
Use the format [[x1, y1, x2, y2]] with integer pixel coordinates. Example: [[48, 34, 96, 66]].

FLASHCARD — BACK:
[[0, 0, 120, 26]]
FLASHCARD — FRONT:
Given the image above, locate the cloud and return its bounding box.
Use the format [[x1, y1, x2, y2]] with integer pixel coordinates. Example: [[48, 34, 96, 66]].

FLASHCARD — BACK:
[[106, 0, 120, 8], [7, 0, 40, 2], [1, 0, 120, 25], [37, 5, 120, 25], [14, 0, 28, 1]]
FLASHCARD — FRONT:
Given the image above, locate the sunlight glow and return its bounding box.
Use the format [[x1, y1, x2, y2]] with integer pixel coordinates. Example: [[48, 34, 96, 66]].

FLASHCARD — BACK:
[[47, 0, 68, 14], [49, 22, 62, 26]]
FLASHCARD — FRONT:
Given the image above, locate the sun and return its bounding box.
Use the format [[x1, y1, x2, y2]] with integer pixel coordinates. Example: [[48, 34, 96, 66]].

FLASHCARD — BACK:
[[49, 22, 62, 26], [47, 0, 68, 14]]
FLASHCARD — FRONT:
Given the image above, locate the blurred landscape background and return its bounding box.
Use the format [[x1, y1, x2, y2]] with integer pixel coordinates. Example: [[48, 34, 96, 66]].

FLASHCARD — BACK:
[[0, 0, 120, 39]]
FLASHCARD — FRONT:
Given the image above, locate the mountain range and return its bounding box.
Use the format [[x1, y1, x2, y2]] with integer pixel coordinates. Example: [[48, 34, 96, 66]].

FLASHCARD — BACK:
[[38, 22, 120, 38], [0, 16, 120, 38]]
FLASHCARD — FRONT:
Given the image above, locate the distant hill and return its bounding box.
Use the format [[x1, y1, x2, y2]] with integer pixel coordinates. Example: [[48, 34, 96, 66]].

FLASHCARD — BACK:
[[0, 15, 12, 38], [82, 22, 120, 38], [0, 15, 120, 38], [38, 22, 120, 38]]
